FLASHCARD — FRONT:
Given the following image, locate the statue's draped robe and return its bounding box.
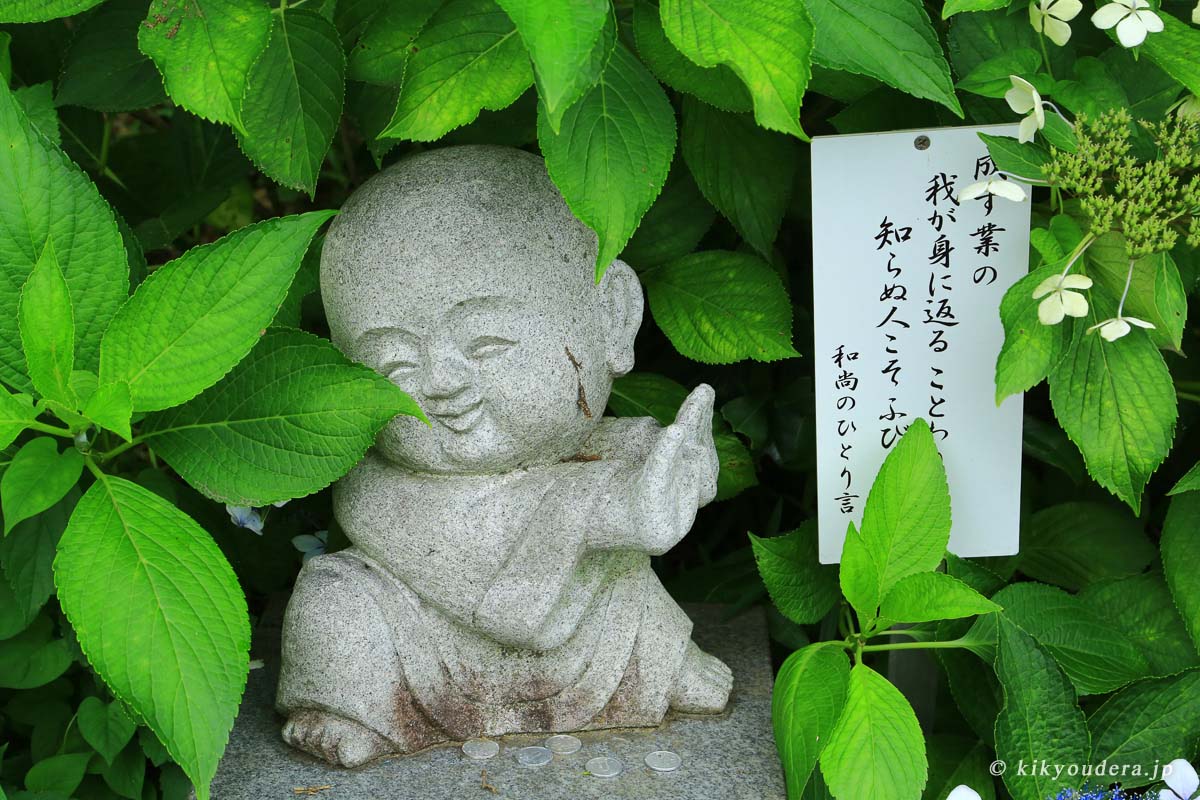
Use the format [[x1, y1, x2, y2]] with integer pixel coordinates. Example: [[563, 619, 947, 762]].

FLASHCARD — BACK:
[[276, 418, 693, 751]]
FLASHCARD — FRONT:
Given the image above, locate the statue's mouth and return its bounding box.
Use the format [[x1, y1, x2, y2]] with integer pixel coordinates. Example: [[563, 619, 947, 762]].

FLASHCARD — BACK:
[[428, 400, 483, 433]]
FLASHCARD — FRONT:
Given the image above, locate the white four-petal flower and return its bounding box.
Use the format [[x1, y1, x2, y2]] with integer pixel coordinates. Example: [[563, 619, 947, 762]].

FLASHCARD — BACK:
[[959, 176, 1028, 203], [1193, 0, 1199, 25], [946, 786, 983, 800], [1006, 76, 1046, 143], [1030, 0, 1084, 45], [1161, 758, 1199, 800], [1088, 314, 1155, 341], [1092, 0, 1164, 48], [1033, 273, 1093, 324]]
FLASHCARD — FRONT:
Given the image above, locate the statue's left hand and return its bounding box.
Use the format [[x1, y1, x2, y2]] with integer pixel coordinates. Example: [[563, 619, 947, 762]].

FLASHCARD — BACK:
[[630, 384, 720, 554]]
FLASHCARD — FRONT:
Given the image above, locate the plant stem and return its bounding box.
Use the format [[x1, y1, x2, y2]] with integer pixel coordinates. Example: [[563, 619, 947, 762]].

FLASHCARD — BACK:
[[28, 420, 75, 438], [1037, 31, 1055, 81], [98, 437, 142, 462], [1117, 258, 1135, 317], [1059, 233, 1097, 279], [861, 637, 975, 653], [1178, 390, 1200, 405]]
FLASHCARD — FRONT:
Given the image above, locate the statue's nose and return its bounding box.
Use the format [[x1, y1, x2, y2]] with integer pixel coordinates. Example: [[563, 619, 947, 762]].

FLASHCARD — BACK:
[[421, 338, 472, 399]]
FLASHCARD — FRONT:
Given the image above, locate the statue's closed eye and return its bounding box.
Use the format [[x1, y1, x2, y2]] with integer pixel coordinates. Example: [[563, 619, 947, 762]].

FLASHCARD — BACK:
[[382, 360, 418, 380], [466, 336, 516, 360]]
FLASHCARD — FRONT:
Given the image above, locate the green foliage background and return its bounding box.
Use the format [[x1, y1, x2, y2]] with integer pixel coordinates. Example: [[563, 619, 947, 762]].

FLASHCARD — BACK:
[[0, 0, 1197, 799]]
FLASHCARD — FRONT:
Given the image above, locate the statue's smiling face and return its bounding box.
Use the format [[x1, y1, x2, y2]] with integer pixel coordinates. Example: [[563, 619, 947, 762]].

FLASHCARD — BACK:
[[353, 277, 609, 474]]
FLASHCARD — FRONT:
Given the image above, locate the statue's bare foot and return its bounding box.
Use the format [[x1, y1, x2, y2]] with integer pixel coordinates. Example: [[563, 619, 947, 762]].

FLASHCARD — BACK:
[[282, 709, 393, 767], [669, 641, 733, 713]]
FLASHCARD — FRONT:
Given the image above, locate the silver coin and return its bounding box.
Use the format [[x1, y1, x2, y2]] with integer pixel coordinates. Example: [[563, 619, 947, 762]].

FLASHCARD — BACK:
[[644, 750, 681, 772], [462, 738, 499, 760], [516, 746, 553, 767], [586, 756, 623, 778], [545, 734, 582, 755]]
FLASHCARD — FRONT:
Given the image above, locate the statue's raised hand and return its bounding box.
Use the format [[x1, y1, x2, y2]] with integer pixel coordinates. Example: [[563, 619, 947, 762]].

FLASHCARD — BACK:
[[631, 384, 720, 554]]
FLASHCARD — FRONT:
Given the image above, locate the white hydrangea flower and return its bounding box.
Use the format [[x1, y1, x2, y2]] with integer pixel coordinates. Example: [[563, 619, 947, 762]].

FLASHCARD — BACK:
[[959, 176, 1028, 203], [1161, 758, 1199, 800], [1005, 76, 1046, 143], [1088, 314, 1155, 341], [1092, 0, 1164, 48], [1032, 273, 1093, 324], [1030, 0, 1083, 45], [226, 505, 264, 535], [1193, 0, 1199, 25], [947, 787, 982, 800]]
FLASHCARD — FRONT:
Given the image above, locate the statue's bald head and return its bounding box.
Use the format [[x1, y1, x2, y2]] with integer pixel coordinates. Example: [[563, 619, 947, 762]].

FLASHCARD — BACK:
[[320, 146, 643, 473]]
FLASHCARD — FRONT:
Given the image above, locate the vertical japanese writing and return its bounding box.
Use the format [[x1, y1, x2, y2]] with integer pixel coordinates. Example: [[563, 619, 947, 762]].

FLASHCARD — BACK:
[[833, 344, 860, 513], [875, 217, 913, 450], [924, 172, 959, 442]]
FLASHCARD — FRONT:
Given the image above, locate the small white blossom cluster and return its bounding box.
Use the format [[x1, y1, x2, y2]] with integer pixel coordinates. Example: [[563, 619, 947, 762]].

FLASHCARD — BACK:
[[1028, 0, 1178, 49]]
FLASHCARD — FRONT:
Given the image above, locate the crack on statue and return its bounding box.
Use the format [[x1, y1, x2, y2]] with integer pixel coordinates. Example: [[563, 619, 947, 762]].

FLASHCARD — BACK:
[[565, 345, 593, 419]]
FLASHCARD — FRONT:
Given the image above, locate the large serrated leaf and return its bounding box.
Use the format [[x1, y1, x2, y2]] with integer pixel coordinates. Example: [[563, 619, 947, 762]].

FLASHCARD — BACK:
[[750, 522, 839, 625], [1086, 233, 1188, 353], [680, 98, 795, 258], [138, 0, 272, 129], [1140, 11, 1200, 98], [0, 80, 128, 391], [380, 0, 533, 142], [538, 43, 676, 281], [631, 0, 750, 113], [660, 0, 812, 139], [1079, 573, 1199, 677], [99, 211, 335, 412], [1, 438, 83, 536], [144, 329, 424, 506], [1017, 502, 1154, 591], [773, 643, 850, 797], [0, 489, 75, 622], [806, 0, 962, 117], [1162, 492, 1200, 655], [620, 161, 715, 270], [239, 9, 346, 195], [18, 240, 75, 408], [994, 262, 1070, 403], [820, 663, 927, 800], [992, 617, 1090, 800], [0, 0, 105, 22], [1048, 302, 1177, 516], [56, 0, 168, 112], [879, 572, 998, 624], [1087, 669, 1200, 787], [643, 250, 797, 364], [346, 0, 441, 85], [54, 475, 250, 800], [497, 0, 613, 131]]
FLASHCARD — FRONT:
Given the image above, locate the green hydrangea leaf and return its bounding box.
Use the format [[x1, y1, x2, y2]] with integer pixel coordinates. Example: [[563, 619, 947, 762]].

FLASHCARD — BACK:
[[346, 0, 441, 85], [988, 581, 1150, 695], [1140, 11, 1200, 98], [680, 98, 795, 258], [18, 240, 76, 408], [643, 250, 797, 364], [820, 663, 927, 800], [880, 572, 999, 624], [0, 80, 128, 391], [806, 0, 962, 117], [539, 43, 676, 281], [956, 49, 1041, 98], [1161, 492, 1200, 654], [979, 132, 1049, 182], [83, 381, 134, 443], [631, 0, 750, 113], [1086, 233, 1188, 354], [0, 0, 104, 22], [54, 475, 251, 800], [99, 211, 335, 412], [239, 9, 346, 195], [942, 0, 1011, 18], [0, 388, 39, 452], [620, 161, 715, 270], [924, 738, 996, 800], [1017, 501, 1154, 591], [773, 643, 850, 797], [77, 697, 137, 765], [1048, 304, 1177, 516], [995, 262, 1071, 403], [55, 0, 168, 112], [380, 0, 533, 142], [1171, 460, 1200, 495], [138, 0, 272, 130], [0, 613, 72, 687], [0, 438, 83, 536], [24, 752, 91, 796], [659, 0, 812, 139], [992, 617, 1090, 800], [102, 739, 146, 798], [496, 0, 614, 132], [144, 329, 425, 506], [750, 523, 839, 625], [0, 489, 75, 622], [1079, 573, 1199, 677], [1088, 669, 1200, 788]]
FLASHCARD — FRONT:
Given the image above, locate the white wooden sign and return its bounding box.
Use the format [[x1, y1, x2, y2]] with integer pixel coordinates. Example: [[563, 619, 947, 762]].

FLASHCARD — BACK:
[[811, 125, 1030, 563]]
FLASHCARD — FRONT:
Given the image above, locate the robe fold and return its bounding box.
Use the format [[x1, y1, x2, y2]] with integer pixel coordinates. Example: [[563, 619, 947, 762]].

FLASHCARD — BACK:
[[277, 418, 694, 749]]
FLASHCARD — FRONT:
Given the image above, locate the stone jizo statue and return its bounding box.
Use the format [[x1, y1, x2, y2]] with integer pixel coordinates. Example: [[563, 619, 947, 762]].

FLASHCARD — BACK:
[[277, 146, 731, 767]]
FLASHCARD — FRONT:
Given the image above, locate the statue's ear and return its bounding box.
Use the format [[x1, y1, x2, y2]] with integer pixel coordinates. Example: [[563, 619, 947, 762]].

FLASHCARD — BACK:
[[597, 259, 643, 377]]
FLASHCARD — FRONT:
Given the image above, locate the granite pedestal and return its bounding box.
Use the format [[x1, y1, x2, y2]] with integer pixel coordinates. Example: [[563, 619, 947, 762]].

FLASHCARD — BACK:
[[208, 605, 784, 799]]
